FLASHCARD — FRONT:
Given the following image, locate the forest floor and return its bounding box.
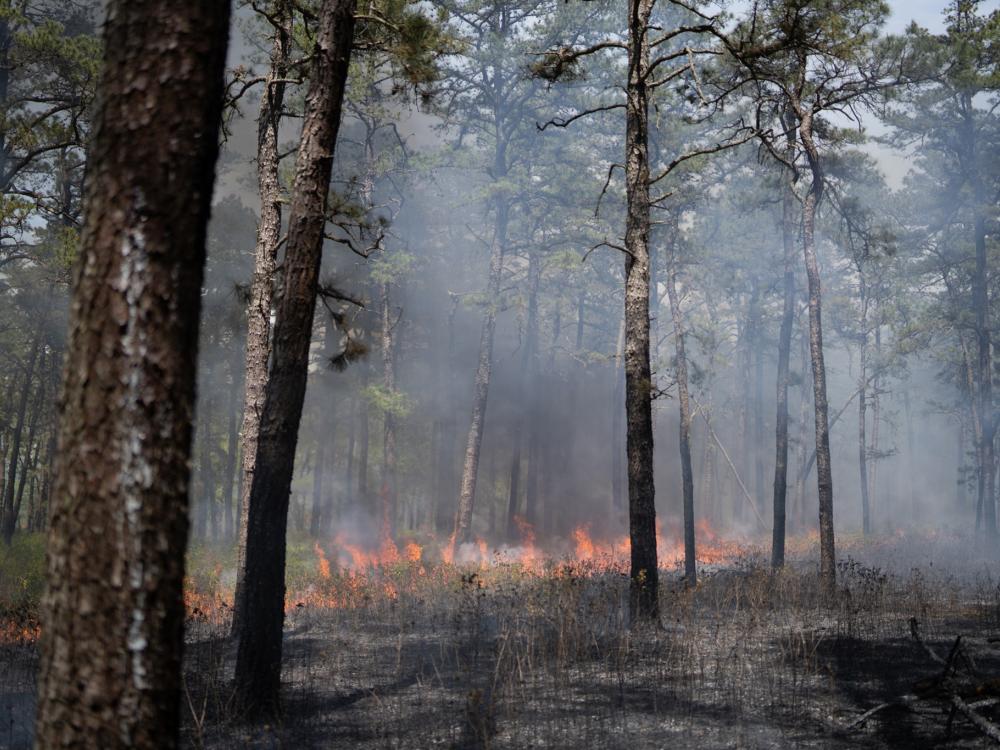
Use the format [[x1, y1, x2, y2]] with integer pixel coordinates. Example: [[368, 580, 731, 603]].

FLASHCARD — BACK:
[[4, 532, 1000, 748]]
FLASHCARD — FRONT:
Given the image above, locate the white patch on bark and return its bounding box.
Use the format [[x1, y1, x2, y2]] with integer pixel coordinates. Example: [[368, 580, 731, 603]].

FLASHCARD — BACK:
[[117, 224, 152, 696]]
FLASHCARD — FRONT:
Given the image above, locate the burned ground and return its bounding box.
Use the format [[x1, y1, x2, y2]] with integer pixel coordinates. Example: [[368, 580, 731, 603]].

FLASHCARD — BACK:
[[5, 536, 1000, 749]]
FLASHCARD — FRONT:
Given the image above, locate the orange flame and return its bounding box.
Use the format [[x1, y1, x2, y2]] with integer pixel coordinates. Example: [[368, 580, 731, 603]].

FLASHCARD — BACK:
[[572, 524, 596, 560], [314, 542, 331, 580], [404, 541, 423, 563]]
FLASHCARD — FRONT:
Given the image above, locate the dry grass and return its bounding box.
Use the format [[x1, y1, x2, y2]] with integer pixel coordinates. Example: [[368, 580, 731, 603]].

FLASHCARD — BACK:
[[4, 533, 1000, 749], [176, 534, 1000, 749]]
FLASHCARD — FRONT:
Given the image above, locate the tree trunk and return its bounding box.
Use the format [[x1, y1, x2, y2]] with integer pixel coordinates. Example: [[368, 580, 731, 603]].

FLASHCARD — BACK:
[[793, 332, 810, 529], [33, 1, 229, 745], [434, 295, 460, 533], [380, 279, 398, 537], [1, 336, 39, 542], [973, 207, 995, 536], [868, 325, 882, 520], [357, 360, 370, 508], [198, 397, 217, 542], [741, 283, 761, 522], [623, 0, 658, 621], [222, 369, 239, 541], [7, 354, 46, 542], [232, 4, 292, 633], [505, 249, 540, 539], [311, 322, 337, 538], [798, 111, 836, 594], [858, 277, 871, 536], [611, 313, 626, 522], [452, 198, 508, 544], [665, 256, 696, 584], [34, 424, 56, 532], [771, 163, 796, 569], [233, 0, 355, 714]]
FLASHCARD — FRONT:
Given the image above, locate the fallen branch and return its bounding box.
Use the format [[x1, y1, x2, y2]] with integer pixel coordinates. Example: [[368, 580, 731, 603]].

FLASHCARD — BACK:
[[951, 694, 1000, 744]]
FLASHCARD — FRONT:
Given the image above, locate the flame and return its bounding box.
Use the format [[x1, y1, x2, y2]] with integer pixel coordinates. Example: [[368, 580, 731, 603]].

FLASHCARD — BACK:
[[404, 541, 423, 563], [314, 542, 331, 580], [572, 524, 596, 560], [441, 531, 457, 565]]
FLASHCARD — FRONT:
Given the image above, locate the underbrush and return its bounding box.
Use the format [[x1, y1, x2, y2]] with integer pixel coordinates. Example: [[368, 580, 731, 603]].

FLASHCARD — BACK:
[[174, 538, 1000, 749], [5, 532, 1000, 748], [0, 533, 45, 643]]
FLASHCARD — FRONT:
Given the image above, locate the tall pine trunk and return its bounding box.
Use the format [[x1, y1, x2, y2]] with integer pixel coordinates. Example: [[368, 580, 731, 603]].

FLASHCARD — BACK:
[[33, 1, 229, 744], [232, 5, 292, 633], [973, 208, 995, 536], [1, 335, 38, 542], [665, 256, 696, 584], [380, 280, 398, 536], [858, 277, 872, 536], [233, 0, 355, 713], [505, 249, 540, 539], [623, 0, 658, 621], [772, 169, 796, 569], [6, 350, 46, 542], [799, 111, 836, 594], [452, 197, 508, 543]]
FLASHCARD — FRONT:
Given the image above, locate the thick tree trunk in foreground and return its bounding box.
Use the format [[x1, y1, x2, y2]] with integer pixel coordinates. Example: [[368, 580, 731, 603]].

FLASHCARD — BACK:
[[232, 5, 292, 635], [233, 0, 355, 715], [771, 174, 796, 569], [799, 112, 836, 594], [33, 1, 229, 746], [624, 0, 658, 622], [665, 258, 696, 584], [452, 198, 508, 544]]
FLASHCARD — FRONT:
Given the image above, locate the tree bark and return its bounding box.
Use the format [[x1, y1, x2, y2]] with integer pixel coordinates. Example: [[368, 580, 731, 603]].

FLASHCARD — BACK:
[[233, 0, 355, 714], [452, 198, 508, 544], [433, 294, 461, 532], [232, 3, 292, 634], [771, 157, 796, 569], [505, 249, 540, 540], [611, 313, 626, 522], [624, 0, 658, 621], [33, 1, 229, 745], [1, 335, 39, 542], [222, 368, 239, 541], [798, 109, 836, 594], [858, 276, 872, 536], [665, 256, 696, 584], [6, 350, 46, 542], [380, 279, 398, 537], [973, 207, 995, 536], [311, 321, 338, 537]]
